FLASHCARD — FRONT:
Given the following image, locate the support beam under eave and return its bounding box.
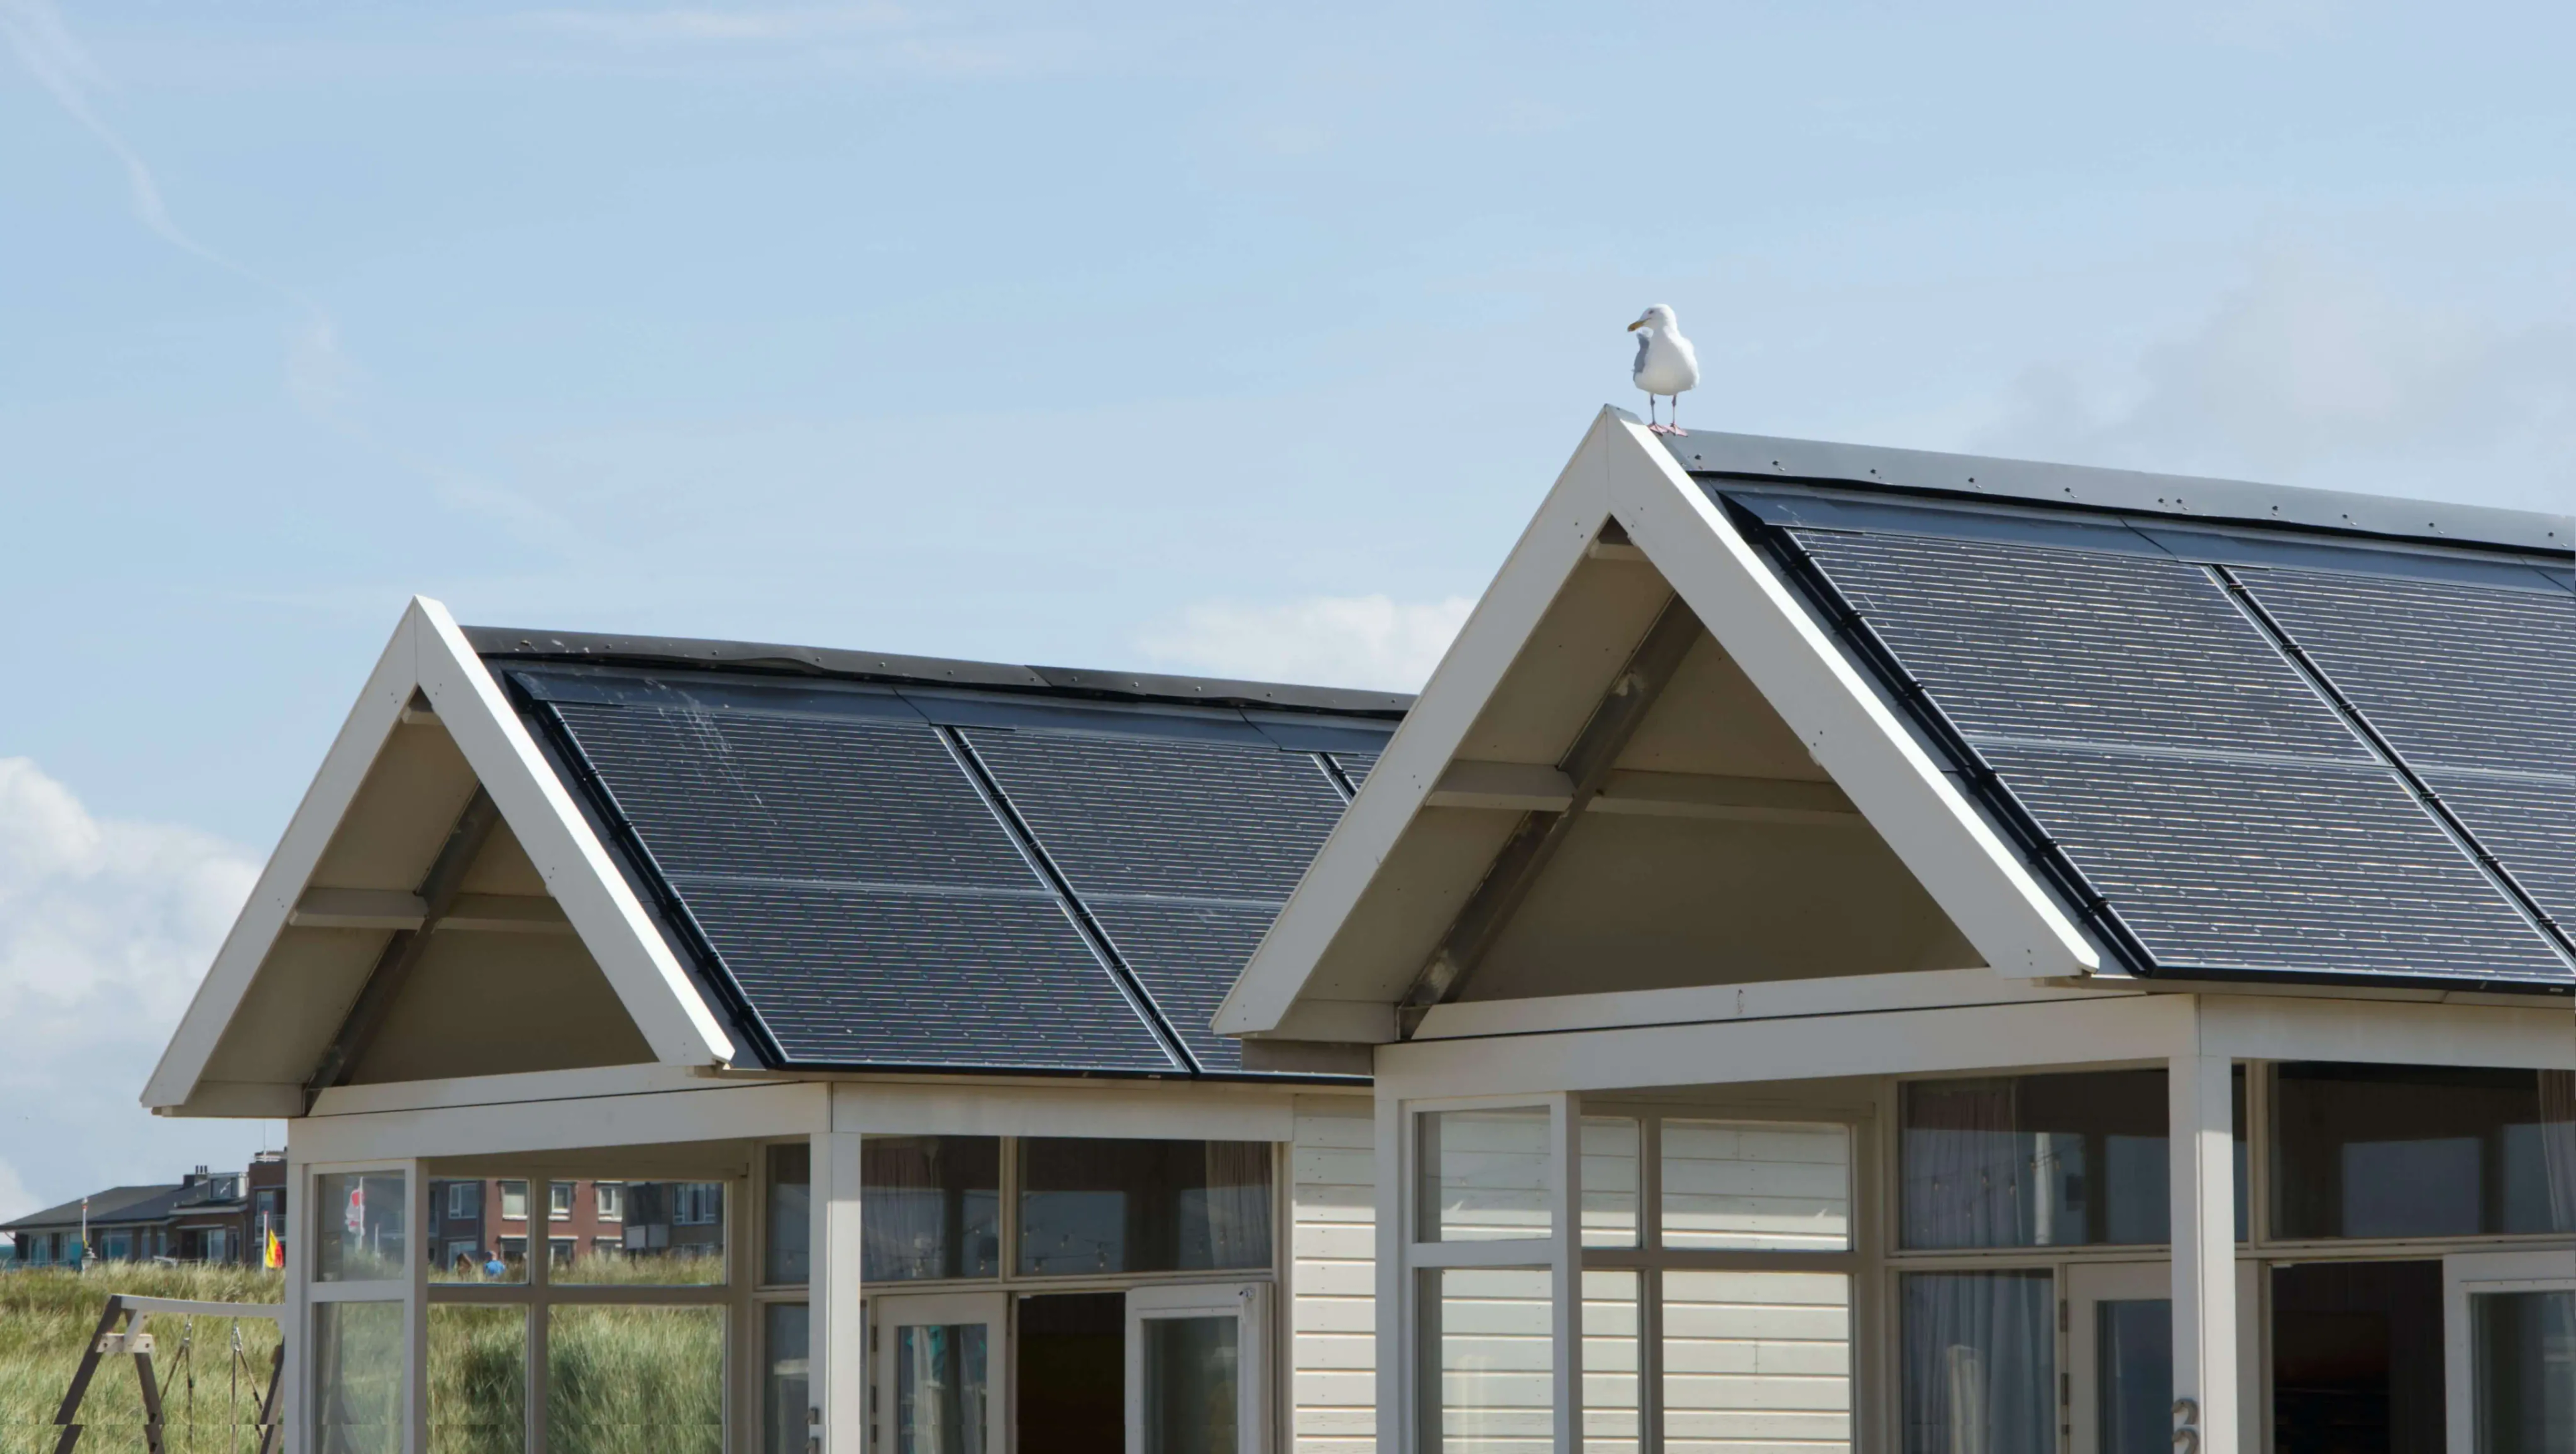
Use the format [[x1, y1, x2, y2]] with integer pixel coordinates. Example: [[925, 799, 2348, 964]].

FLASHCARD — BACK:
[[817, 1129, 864, 1453], [2169, 1011, 2239, 1454]]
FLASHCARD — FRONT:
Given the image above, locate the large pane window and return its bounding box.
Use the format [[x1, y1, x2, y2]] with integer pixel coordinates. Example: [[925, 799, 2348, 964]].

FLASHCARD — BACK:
[[863, 1136, 1002, 1282], [2273, 1064, 2576, 1239], [1017, 1139, 1271, 1276], [1419, 1107, 1553, 1243], [2473, 1290, 2576, 1454], [1900, 1070, 2245, 1249], [547, 1304, 724, 1454], [316, 1171, 409, 1282], [1662, 1119, 1850, 1251], [1583, 1270, 1642, 1454], [1420, 1267, 1552, 1453], [1900, 1270, 2054, 1454], [765, 1142, 811, 1285], [314, 1300, 405, 1454], [1665, 1270, 1851, 1454], [557, 1181, 725, 1285], [763, 1303, 812, 1454], [429, 1304, 527, 1454], [1582, 1118, 1640, 1249]]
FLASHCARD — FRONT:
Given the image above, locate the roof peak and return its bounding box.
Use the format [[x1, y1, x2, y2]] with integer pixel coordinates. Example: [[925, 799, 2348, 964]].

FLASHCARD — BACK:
[[1644, 418, 2571, 557]]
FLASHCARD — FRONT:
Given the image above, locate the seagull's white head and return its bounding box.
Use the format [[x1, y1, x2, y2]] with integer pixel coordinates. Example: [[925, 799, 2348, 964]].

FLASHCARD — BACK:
[[1627, 304, 1679, 335]]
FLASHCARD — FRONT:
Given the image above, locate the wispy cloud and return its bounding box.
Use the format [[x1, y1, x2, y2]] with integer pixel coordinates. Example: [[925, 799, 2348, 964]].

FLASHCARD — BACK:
[[1137, 594, 1472, 692]]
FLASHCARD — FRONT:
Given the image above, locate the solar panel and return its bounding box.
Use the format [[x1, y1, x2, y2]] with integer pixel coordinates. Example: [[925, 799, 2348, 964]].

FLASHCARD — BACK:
[[1787, 529, 2571, 983], [543, 699, 1179, 1071], [1330, 750, 1379, 791], [961, 728, 1348, 1072], [2235, 567, 2576, 934]]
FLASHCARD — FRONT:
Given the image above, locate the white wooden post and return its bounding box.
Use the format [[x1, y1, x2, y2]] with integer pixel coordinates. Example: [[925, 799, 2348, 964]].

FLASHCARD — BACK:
[[817, 1130, 864, 1453], [2169, 1016, 2237, 1454], [1550, 1095, 1582, 1454], [1375, 1090, 1407, 1454]]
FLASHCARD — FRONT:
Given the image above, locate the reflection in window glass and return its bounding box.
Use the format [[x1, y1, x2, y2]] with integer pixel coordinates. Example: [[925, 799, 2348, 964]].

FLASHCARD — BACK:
[[553, 1182, 726, 1286], [1142, 1316, 1239, 1454], [763, 1303, 811, 1454], [2474, 1290, 2576, 1454], [316, 1172, 408, 1282], [1662, 1120, 1850, 1251], [864, 1137, 1002, 1282], [1666, 1271, 1851, 1454], [1901, 1071, 2246, 1249], [429, 1304, 527, 1454], [1900, 1271, 2054, 1454], [1419, 1107, 1552, 1243], [2274, 1064, 2576, 1239], [1018, 1139, 1271, 1276], [314, 1300, 404, 1454], [1582, 1118, 1640, 1249], [894, 1320, 991, 1454], [547, 1305, 724, 1454], [1421, 1266, 1552, 1453], [502, 1181, 527, 1221], [766, 1143, 811, 1286], [549, 1182, 574, 1220], [1584, 1270, 1641, 1454]]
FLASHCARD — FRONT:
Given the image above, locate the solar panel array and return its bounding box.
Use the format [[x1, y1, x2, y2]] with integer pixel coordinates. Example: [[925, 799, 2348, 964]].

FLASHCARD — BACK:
[[1767, 510, 2575, 988], [511, 667, 1389, 1076]]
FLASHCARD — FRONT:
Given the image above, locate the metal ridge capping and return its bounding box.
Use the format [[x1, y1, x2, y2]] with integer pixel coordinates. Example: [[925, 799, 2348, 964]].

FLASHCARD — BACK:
[[1656, 427, 2573, 557]]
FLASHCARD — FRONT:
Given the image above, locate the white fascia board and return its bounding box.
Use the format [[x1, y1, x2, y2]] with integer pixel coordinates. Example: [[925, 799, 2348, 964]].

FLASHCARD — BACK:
[[1603, 417, 2101, 978], [1213, 410, 1621, 1038], [411, 598, 739, 1067], [143, 610, 425, 1110], [288, 1078, 824, 1165]]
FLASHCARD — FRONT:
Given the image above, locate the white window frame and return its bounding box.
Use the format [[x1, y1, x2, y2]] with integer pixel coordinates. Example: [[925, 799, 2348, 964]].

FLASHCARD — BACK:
[[2443, 1247, 2576, 1454], [446, 1182, 477, 1221], [301, 1158, 426, 1454], [549, 1181, 574, 1221], [869, 1290, 1007, 1453], [596, 1182, 623, 1221], [1125, 1281, 1271, 1454]]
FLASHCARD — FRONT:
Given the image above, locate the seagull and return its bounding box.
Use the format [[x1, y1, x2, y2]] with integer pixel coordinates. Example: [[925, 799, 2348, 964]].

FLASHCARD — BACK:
[[1627, 304, 1700, 435]]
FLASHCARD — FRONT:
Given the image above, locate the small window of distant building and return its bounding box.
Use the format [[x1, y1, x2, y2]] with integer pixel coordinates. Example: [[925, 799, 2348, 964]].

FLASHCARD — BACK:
[[501, 1181, 528, 1221], [549, 1237, 575, 1267], [596, 1182, 623, 1221], [592, 1236, 620, 1258], [549, 1182, 574, 1221], [674, 1182, 722, 1226], [446, 1182, 477, 1220]]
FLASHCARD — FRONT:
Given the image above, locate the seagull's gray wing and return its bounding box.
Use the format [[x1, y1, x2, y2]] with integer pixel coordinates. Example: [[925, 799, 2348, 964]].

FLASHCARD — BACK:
[[1632, 332, 1650, 381]]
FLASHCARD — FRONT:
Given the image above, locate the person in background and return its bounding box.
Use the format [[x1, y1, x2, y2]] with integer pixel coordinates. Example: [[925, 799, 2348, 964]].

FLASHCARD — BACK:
[[484, 1247, 507, 1280]]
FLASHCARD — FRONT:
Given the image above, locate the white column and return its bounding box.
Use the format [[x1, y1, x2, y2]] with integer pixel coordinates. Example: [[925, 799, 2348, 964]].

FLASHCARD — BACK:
[[2169, 1014, 2237, 1454], [1550, 1095, 1583, 1454], [816, 1129, 865, 1453], [1374, 1089, 1405, 1453]]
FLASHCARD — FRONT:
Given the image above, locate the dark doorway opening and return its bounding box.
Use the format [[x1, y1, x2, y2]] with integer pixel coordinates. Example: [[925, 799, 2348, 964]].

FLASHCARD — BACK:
[[2271, 1261, 2443, 1454], [1019, 1292, 1124, 1454]]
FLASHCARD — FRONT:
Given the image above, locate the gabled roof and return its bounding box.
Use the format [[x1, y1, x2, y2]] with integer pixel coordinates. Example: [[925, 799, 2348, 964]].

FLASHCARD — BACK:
[[147, 603, 1403, 1114], [1218, 409, 2575, 1042], [3, 1184, 182, 1233]]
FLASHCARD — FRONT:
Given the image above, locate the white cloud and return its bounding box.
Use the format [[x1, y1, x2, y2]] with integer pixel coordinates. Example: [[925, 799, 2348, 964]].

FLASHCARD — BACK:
[[0, 759, 266, 1220], [1136, 594, 1472, 692]]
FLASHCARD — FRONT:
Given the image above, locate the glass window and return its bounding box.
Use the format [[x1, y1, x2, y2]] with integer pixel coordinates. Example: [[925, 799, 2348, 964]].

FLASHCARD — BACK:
[[555, 1181, 725, 1286], [1663, 1119, 1851, 1251], [596, 1183, 623, 1221], [765, 1143, 810, 1286], [1018, 1139, 1271, 1276], [1668, 1270, 1853, 1454], [1420, 1267, 1552, 1453], [1582, 1117, 1640, 1249], [763, 1302, 811, 1454], [549, 1238, 576, 1267], [1900, 1071, 2246, 1249], [1418, 1106, 1552, 1243], [895, 1315, 993, 1453], [863, 1136, 1002, 1283], [2473, 1290, 2576, 1454], [1900, 1270, 2054, 1454], [314, 1300, 404, 1454], [501, 1181, 528, 1221], [1584, 1270, 1642, 1454], [547, 1305, 724, 1454], [316, 1171, 408, 1282], [446, 1182, 478, 1220], [2273, 1064, 2576, 1239], [549, 1182, 575, 1221], [429, 1304, 527, 1453], [1141, 1316, 1239, 1454]]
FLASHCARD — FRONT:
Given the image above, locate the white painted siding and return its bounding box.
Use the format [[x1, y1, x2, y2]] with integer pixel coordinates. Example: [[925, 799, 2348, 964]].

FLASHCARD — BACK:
[[1660, 1121, 1851, 1251], [1292, 1099, 1377, 1454], [1432, 1266, 1554, 1452], [1662, 1270, 1852, 1454]]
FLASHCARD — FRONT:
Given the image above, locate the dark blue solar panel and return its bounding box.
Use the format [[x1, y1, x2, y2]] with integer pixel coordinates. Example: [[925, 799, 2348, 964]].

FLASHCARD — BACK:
[[1790, 529, 2570, 983], [960, 729, 1348, 1072], [1330, 750, 1379, 791], [2236, 567, 2576, 936], [545, 700, 1179, 1072]]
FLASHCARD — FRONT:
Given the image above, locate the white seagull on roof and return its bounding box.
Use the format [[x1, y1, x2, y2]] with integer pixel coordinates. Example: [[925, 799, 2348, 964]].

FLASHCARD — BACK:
[[1627, 303, 1700, 435]]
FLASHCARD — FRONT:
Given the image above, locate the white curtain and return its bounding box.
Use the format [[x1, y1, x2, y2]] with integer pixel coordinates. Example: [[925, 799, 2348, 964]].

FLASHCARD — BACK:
[[2538, 1070, 2576, 1235], [1902, 1272, 2053, 1454], [1902, 1079, 2026, 1249], [1197, 1141, 1273, 1270]]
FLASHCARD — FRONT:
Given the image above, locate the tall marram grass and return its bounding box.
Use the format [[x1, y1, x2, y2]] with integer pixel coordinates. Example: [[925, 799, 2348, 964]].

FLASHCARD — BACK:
[[5, 1257, 722, 1454], [0, 1264, 284, 1454]]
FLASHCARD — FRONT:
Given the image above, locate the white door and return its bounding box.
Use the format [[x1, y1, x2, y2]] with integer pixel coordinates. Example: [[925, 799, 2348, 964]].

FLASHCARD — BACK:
[[2065, 1262, 2259, 1454], [2443, 1249, 2576, 1454], [1125, 1282, 1269, 1454], [873, 1291, 1007, 1454]]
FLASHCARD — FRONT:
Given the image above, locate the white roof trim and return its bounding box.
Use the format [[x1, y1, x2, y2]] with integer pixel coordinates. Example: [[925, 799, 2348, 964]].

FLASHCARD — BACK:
[[144, 598, 736, 1112], [1215, 409, 2098, 1040]]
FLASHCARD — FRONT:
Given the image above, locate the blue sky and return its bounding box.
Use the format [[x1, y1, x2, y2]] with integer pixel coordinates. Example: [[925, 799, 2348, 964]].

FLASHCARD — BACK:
[[3, 0, 2573, 1214]]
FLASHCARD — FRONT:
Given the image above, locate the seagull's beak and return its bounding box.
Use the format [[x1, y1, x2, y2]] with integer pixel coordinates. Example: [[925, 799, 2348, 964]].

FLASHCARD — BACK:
[[1627, 319, 1648, 331]]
